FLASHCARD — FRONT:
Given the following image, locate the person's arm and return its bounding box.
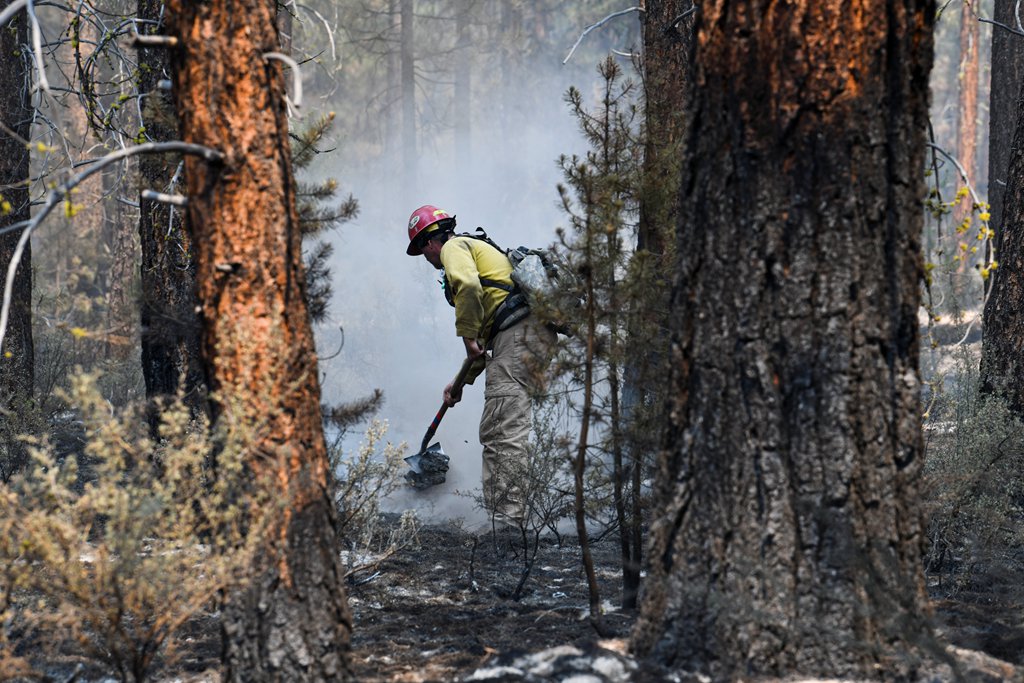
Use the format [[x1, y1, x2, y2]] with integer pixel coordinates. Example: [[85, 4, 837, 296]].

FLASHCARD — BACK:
[[441, 240, 486, 339], [444, 337, 485, 406]]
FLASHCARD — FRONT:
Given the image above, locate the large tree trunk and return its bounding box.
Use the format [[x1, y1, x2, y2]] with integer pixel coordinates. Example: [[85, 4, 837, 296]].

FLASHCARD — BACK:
[[980, 55, 1024, 414], [0, 4, 33, 477], [985, 0, 1024, 237], [165, 1, 352, 680], [137, 0, 205, 416], [632, 1, 935, 679], [979, 0, 1024, 369]]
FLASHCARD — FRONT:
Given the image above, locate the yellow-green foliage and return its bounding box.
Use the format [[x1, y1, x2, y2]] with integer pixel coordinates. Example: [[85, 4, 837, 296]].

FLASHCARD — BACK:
[[0, 373, 275, 683]]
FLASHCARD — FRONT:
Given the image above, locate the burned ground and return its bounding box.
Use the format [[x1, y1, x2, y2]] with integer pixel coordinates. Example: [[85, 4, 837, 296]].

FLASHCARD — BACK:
[[14, 516, 1024, 682], [346, 522, 641, 682]]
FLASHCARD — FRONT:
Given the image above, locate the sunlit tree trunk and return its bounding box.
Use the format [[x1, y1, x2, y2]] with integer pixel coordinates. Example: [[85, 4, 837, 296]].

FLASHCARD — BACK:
[[956, 1, 979, 218], [632, 1, 935, 678], [165, 1, 352, 680], [0, 3, 33, 473], [137, 0, 205, 417]]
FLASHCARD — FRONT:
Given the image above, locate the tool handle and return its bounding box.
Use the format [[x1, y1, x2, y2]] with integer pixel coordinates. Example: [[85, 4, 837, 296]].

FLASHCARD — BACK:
[[419, 357, 476, 452]]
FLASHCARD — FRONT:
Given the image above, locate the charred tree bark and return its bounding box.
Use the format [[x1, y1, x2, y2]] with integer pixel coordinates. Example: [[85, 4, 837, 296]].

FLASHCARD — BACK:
[[638, 0, 693, 255], [0, 5, 33, 475], [632, 1, 935, 679], [980, 54, 1024, 414], [165, 1, 352, 680], [985, 0, 1024, 237], [618, 0, 696, 610], [137, 0, 205, 416]]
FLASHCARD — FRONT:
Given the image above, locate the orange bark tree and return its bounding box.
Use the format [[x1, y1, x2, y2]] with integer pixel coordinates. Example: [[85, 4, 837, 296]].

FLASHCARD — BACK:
[[165, 1, 352, 679], [632, 0, 936, 678], [956, 1, 979, 219]]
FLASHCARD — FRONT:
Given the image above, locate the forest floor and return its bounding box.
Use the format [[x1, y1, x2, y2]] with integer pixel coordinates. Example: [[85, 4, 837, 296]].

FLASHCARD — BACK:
[[26, 516, 1024, 682]]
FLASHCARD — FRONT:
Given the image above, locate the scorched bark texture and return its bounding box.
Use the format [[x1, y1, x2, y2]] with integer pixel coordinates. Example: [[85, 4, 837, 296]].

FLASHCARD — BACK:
[[632, 1, 935, 679], [137, 0, 204, 416], [980, 56, 1024, 416], [0, 4, 33, 444], [165, 1, 352, 680]]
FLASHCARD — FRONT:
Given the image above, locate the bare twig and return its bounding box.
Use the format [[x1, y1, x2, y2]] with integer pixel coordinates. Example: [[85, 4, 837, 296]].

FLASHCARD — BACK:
[[264, 51, 303, 108], [0, 142, 223, 354], [666, 4, 698, 33], [130, 30, 179, 47], [1, 0, 54, 94], [563, 7, 643, 65], [297, 3, 337, 61], [141, 189, 188, 207], [978, 0, 1024, 35]]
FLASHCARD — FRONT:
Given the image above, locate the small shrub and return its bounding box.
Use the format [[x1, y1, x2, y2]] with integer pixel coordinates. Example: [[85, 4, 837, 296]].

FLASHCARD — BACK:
[[923, 350, 1024, 596], [332, 419, 419, 577], [0, 373, 274, 683]]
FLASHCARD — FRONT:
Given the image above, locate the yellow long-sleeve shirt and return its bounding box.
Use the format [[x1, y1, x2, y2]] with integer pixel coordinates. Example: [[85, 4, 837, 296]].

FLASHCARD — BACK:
[[440, 236, 515, 383]]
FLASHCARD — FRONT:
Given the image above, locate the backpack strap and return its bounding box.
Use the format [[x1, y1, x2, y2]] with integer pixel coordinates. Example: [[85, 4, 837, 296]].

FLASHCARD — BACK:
[[479, 277, 514, 292]]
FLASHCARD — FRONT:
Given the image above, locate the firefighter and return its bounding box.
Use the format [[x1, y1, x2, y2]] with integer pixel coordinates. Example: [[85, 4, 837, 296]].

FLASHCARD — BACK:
[[406, 204, 555, 527]]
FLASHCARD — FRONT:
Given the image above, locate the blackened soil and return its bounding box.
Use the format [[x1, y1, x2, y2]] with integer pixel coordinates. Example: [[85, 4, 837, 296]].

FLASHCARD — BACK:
[[347, 523, 636, 682]]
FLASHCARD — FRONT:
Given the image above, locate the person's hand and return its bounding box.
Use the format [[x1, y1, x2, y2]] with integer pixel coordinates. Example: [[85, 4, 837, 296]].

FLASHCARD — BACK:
[[443, 381, 464, 407], [463, 337, 485, 361]]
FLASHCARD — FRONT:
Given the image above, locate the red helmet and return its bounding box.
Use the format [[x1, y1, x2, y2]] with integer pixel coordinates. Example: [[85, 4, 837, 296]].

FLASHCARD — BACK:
[[406, 204, 454, 255]]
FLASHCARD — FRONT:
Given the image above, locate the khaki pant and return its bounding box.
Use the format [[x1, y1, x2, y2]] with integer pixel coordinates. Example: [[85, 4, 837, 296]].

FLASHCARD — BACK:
[[479, 314, 556, 526]]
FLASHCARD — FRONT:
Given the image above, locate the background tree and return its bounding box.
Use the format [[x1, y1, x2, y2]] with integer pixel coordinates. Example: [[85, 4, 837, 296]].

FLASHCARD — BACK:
[[631, 1, 936, 678], [165, 0, 352, 679], [985, 2, 1024, 238], [0, 4, 34, 480], [136, 0, 205, 417], [956, 0, 980, 223], [980, 48, 1024, 413]]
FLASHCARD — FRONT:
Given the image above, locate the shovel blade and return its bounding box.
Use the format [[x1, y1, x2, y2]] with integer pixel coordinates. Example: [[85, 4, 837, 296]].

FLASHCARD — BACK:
[[404, 442, 450, 489]]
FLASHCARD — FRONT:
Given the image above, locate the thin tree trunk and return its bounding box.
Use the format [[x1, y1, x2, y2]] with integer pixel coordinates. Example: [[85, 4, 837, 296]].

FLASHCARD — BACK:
[[385, 0, 400, 160], [103, 163, 138, 377], [454, 6, 471, 170], [956, 1, 979, 220], [632, 1, 936, 678], [137, 0, 205, 417], [401, 0, 416, 199], [165, 1, 352, 679], [574, 214, 601, 621], [0, 3, 33, 477]]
